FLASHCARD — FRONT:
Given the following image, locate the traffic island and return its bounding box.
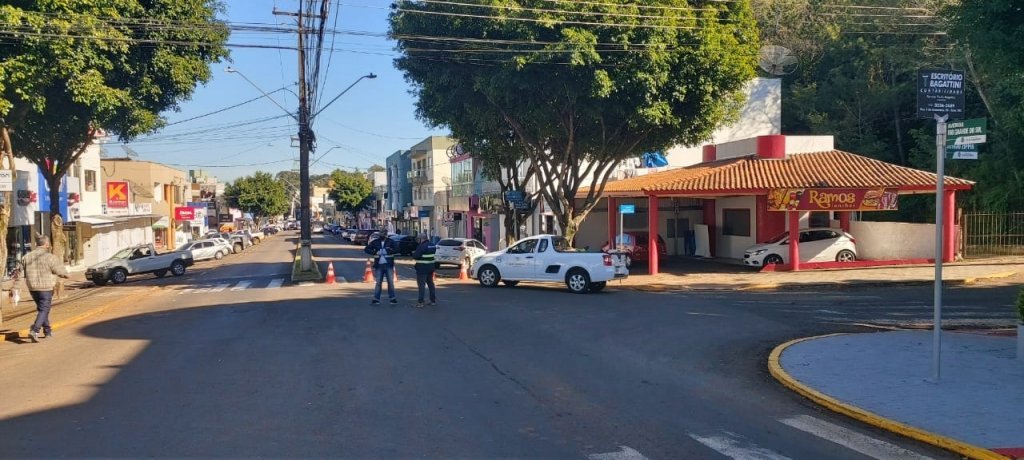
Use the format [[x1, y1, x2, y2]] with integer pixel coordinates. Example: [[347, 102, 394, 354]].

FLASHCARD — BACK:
[[291, 243, 322, 283]]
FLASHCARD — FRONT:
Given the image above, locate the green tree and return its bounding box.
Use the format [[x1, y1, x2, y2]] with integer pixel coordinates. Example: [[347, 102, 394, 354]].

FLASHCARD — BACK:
[[224, 172, 289, 227], [328, 169, 374, 213], [0, 1, 228, 258], [390, 0, 759, 241]]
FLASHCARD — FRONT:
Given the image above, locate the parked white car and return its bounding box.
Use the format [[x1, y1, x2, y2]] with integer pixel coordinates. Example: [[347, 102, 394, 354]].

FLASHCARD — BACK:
[[470, 234, 629, 294], [179, 240, 230, 261], [743, 228, 858, 267], [85, 244, 194, 285], [435, 238, 488, 268], [202, 237, 237, 254]]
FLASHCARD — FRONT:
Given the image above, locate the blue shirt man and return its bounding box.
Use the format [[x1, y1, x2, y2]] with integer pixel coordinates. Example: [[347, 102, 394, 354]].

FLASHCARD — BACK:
[[363, 233, 398, 304]]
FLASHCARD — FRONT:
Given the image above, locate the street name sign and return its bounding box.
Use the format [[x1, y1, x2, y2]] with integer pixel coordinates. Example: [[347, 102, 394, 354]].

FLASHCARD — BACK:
[[619, 204, 635, 214], [917, 69, 965, 119]]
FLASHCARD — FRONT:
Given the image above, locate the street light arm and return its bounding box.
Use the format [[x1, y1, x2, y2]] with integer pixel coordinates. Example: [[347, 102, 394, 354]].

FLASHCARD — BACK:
[[225, 67, 299, 122], [312, 73, 377, 119]]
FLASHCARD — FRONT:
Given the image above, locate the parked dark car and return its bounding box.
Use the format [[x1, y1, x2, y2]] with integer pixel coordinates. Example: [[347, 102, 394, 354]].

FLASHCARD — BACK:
[[352, 229, 376, 245], [389, 234, 419, 256], [601, 231, 667, 267]]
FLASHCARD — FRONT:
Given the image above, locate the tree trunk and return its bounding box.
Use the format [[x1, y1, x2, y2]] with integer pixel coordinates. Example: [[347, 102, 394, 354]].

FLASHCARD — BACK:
[[0, 125, 14, 326], [47, 175, 67, 263]]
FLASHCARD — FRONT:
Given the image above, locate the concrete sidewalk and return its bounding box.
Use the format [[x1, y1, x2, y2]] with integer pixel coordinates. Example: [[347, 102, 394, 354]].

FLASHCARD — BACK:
[[612, 259, 1024, 291], [0, 284, 158, 342], [771, 330, 1023, 460]]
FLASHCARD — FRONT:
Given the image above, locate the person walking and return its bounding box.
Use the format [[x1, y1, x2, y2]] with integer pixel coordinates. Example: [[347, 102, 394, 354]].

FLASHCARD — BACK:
[[364, 232, 399, 304], [412, 234, 437, 308], [23, 234, 68, 342]]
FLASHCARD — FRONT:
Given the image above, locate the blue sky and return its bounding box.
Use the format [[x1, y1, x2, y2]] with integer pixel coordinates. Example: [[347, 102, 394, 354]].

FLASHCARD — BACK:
[[109, 0, 446, 183]]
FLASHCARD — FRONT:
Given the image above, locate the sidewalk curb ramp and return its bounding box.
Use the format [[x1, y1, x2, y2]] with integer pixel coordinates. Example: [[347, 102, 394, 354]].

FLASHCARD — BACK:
[[3, 286, 161, 343], [768, 334, 1009, 460]]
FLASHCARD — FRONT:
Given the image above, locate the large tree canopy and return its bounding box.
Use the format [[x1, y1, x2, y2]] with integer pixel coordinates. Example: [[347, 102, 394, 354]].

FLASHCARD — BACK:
[[390, 0, 759, 241], [224, 172, 289, 226], [0, 0, 228, 257], [328, 169, 374, 214]]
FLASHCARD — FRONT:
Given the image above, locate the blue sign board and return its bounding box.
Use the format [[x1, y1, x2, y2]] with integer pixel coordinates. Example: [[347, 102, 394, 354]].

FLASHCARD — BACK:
[[37, 172, 68, 219], [418, 209, 430, 218], [619, 204, 635, 214], [504, 190, 530, 210]]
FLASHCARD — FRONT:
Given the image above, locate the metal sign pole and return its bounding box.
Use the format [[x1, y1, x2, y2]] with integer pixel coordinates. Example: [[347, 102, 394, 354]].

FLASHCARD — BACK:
[[931, 114, 948, 383]]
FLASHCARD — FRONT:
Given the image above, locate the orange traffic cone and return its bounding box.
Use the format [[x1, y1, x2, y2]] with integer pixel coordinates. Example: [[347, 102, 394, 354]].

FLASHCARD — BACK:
[[362, 259, 373, 283], [326, 262, 336, 285], [458, 262, 469, 281]]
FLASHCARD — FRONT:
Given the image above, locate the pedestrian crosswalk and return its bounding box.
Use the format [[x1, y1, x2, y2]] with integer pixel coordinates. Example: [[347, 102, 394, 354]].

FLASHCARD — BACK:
[[683, 415, 935, 460], [178, 278, 286, 295], [586, 414, 935, 460]]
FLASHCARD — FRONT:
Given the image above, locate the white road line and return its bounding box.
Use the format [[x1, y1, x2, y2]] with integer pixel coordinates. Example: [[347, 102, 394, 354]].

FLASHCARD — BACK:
[[178, 288, 195, 295], [687, 312, 725, 317], [688, 432, 793, 460], [267, 278, 284, 289], [779, 415, 933, 460], [191, 287, 212, 294], [814, 309, 846, 315], [209, 283, 230, 293], [587, 446, 649, 460], [230, 281, 252, 291]]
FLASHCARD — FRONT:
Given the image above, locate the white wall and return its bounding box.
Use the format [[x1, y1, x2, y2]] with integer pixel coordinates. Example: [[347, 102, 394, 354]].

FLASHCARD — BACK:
[[78, 144, 103, 217], [664, 78, 782, 167], [848, 220, 938, 260], [716, 196, 756, 259]]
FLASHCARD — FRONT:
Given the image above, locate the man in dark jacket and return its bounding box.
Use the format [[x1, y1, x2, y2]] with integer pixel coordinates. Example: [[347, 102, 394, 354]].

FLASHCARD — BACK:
[[411, 234, 437, 308], [364, 232, 399, 304]]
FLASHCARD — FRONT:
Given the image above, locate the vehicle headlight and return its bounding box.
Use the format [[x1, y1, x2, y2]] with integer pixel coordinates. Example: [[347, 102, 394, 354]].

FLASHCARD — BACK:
[[752, 249, 767, 256]]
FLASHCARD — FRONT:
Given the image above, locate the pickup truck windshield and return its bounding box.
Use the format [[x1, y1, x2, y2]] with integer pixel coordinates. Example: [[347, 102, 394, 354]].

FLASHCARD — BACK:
[[110, 248, 135, 259]]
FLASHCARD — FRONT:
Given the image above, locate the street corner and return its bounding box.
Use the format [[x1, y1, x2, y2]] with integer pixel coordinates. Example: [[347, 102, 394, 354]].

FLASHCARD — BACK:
[[767, 333, 1009, 460]]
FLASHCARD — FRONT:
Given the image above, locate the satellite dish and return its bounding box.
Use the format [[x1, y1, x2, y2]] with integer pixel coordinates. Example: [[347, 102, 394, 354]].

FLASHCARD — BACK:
[[758, 45, 798, 75], [121, 145, 140, 159], [441, 176, 451, 186]]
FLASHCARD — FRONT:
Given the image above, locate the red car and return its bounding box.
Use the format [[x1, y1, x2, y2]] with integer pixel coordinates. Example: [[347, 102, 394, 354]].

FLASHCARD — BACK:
[[601, 232, 667, 266]]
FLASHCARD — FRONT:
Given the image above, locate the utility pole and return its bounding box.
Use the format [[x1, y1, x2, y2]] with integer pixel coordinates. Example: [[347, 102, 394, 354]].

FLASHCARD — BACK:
[[274, 5, 322, 274]]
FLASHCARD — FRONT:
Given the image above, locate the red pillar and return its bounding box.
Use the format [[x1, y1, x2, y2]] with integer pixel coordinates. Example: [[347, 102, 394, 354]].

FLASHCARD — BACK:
[[839, 212, 851, 233], [788, 211, 801, 271], [702, 199, 716, 257], [943, 190, 956, 262], [607, 197, 617, 248], [648, 195, 659, 275]]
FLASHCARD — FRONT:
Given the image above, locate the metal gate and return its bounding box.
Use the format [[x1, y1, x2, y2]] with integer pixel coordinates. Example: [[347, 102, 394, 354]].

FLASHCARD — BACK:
[[961, 212, 1024, 258]]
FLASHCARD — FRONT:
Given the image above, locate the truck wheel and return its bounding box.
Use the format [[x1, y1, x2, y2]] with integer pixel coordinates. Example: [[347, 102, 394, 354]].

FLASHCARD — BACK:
[[234, 243, 243, 253], [589, 281, 606, 292], [478, 265, 500, 287], [111, 268, 128, 284], [154, 270, 168, 278], [565, 268, 591, 294], [171, 260, 186, 276]]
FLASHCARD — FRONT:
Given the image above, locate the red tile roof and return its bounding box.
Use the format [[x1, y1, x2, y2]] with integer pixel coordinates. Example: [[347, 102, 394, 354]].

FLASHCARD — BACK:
[[589, 150, 974, 196]]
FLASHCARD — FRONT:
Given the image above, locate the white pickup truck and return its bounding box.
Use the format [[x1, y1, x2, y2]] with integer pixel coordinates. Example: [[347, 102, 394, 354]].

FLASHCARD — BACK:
[[470, 234, 629, 294], [85, 244, 194, 285]]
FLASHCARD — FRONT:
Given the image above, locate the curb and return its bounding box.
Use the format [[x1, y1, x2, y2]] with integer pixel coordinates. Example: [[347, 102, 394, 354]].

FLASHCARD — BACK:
[[4, 286, 161, 343], [610, 271, 1019, 293], [768, 334, 1009, 460]]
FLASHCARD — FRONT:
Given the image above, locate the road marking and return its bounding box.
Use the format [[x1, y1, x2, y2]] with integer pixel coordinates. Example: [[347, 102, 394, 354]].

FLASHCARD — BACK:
[[191, 287, 212, 294], [267, 278, 284, 289], [587, 446, 649, 460], [814, 309, 846, 315], [687, 312, 724, 317], [230, 281, 252, 291], [209, 283, 230, 293], [178, 288, 194, 295], [689, 432, 793, 460], [779, 415, 934, 460]]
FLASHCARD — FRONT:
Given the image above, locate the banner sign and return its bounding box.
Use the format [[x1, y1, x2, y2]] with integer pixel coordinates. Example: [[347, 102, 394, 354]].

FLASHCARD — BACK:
[[174, 206, 195, 221], [619, 204, 635, 214], [768, 187, 899, 211], [917, 69, 965, 119], [106, 181, 130, 215]]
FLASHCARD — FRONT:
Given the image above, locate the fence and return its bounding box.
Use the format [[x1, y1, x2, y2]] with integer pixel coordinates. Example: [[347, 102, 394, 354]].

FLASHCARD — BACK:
[[961, 212, 1024, 258]]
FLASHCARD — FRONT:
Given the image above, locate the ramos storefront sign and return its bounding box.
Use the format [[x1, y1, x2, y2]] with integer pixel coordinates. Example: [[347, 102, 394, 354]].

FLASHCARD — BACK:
[[768, 187, 899, 211]]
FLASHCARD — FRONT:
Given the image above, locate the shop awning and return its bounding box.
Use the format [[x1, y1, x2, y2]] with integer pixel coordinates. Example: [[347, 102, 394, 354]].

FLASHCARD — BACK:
[[77, 216, 115, 228], [152, 216, 169, 229]]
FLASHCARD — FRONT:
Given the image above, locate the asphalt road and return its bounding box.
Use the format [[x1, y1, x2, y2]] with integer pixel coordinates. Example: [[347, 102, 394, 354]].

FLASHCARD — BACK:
[[3, 231, 1010, 458]]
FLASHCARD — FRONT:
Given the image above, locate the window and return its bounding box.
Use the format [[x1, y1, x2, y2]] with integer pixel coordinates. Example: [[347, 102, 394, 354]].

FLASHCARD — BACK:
[[666, 218, 689, 238], [722, 209, 751, 237], [84, 170, 96, 192], [809, 211, 831, 228], [551, 236, 575, 253], [509, 239, 537, 254], [538, 239, 549, 253]]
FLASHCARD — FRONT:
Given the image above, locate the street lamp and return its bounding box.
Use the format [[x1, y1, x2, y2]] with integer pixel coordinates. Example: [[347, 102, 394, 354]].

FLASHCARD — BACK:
[[224, 67, 298, 121], [312, 73, 377, 119]]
